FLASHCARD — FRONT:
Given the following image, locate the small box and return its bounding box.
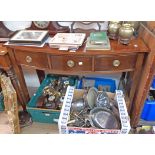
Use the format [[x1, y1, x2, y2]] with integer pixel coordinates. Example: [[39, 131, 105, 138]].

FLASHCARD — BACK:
[[58, 86, 131, 134], [78, 77, 116, 93], [27, 74, 78, 124]]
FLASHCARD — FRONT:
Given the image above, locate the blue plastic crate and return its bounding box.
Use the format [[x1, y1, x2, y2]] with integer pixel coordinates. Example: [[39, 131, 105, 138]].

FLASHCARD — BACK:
[[151, 77, 155, 89], [77, 77, 116, 93], [27, 74, 78, 124], [141, 100, 155, 121], [0, 92, 4, 111]]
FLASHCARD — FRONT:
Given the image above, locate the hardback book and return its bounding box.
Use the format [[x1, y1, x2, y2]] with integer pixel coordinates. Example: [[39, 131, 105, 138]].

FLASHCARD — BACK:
[[86, 37, 111, 50], [49, 33, 86, 46], [90, 31, 108, 45]]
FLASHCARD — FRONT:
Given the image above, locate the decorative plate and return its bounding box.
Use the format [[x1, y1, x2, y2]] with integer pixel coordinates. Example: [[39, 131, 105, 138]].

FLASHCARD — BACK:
[[86, 87, 98, 109]]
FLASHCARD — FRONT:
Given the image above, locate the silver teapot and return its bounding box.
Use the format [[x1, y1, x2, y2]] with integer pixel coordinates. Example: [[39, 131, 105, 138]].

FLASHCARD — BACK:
[[71, 98, 85, 113]]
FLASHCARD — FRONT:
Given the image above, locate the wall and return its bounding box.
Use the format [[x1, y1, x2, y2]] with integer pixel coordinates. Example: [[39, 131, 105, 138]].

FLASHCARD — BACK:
[[3, 21, 109, 31]]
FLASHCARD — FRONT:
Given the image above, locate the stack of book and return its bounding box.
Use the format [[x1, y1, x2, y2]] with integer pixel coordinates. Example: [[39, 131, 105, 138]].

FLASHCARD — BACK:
[[5, 30, 49, 47], [49, 33, 86, 50], [86, 31, 111, 50]]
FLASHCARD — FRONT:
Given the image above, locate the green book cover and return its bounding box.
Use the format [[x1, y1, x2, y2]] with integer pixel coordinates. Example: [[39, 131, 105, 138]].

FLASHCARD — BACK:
[[90, 32, 108, 44], [86, 37, 111, 50]]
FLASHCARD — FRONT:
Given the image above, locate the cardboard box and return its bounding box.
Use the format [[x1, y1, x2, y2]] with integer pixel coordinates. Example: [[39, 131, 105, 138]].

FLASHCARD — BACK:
[[58, 86, 131, 134]]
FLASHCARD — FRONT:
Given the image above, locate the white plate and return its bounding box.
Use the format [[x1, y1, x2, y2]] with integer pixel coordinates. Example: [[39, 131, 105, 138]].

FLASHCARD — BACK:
[[86, 87, 98, 109], [3, 21, 32, 31]]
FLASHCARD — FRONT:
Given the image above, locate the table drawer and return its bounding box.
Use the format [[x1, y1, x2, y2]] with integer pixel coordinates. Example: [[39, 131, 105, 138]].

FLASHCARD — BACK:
[[50, 55, 92, 71], [14, 50, 49, 68], [94, 54, 137, 71]]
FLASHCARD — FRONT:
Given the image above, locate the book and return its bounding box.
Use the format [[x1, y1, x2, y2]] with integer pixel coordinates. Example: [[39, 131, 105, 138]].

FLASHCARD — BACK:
[[90, 31, 108, 45], [86, 37, 111, 50], [49, 33, 86, 46]]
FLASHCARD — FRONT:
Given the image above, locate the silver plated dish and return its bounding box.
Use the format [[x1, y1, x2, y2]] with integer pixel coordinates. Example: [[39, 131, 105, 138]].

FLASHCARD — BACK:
[[86, 87, 98, 109], [90, 107, 120, 129]]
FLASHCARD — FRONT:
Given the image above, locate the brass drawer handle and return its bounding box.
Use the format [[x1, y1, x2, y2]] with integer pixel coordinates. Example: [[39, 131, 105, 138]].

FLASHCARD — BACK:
[[26, 56, 32, 63], [67, 60, 75, 68], [113, 60, 120, 67]]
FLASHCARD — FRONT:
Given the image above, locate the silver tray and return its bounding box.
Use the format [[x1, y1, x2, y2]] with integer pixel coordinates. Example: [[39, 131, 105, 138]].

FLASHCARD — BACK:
[[90, 107, 120, 129]]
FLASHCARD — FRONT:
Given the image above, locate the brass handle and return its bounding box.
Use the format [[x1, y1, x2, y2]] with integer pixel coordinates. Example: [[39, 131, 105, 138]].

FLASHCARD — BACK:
[[26, 56, 32, 63], [113, 60, 120, 67], [67, 60, 75, 68]]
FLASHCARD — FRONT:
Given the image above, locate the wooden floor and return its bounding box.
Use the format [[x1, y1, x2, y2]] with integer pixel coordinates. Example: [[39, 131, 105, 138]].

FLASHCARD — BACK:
[[0, 112, 13, 134], [0, 111, 59, 134], [21, 122, 59, 134]]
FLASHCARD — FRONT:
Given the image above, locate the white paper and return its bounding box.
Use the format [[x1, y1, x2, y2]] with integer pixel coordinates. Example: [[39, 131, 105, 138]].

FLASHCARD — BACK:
[[49, 33, 86, 46], [59, 46, 69, 51]]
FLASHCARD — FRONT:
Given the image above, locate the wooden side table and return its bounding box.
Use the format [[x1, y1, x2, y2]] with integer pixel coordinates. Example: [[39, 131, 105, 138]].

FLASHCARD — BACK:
[[0, 44, 26, 110], [5, 34, 149, 127], [130, 23, 155, 127]]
